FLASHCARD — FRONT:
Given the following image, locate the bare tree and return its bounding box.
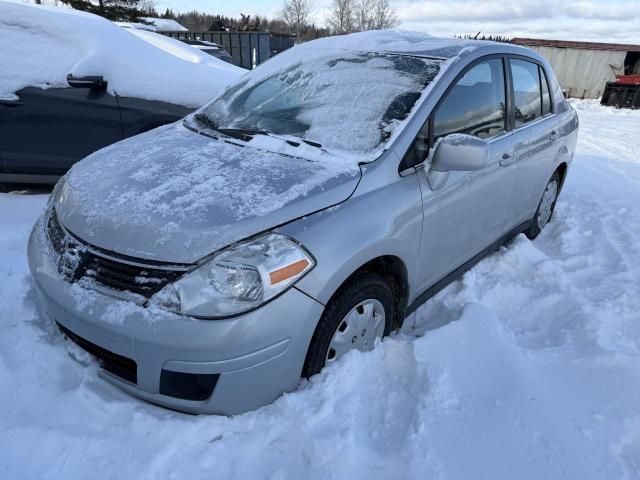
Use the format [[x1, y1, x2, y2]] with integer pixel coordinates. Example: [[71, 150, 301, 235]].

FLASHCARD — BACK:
[[138, 0, 156, 14], [354, 0, 374, 31], [371, 0, 398, 29], [327, 0, 397, 35], [281, 0, 312, 39], [327, 0, 354, 35]]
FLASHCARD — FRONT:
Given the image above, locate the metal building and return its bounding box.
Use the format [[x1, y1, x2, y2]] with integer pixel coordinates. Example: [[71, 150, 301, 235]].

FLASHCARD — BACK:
[[162, 31, 295, 70], [512, 38, 640, 99]]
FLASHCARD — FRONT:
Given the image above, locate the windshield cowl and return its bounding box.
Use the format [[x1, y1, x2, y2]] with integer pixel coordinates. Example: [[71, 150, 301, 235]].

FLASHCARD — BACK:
[[184, 113, 381, 166]]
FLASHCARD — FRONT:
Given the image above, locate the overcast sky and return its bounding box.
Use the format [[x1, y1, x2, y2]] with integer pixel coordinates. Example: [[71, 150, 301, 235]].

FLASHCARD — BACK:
[[155, 0, 640, 44]]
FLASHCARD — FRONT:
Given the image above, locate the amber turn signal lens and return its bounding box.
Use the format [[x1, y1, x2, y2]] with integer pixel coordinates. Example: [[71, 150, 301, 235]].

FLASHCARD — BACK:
[[269, 259, 310, 285]]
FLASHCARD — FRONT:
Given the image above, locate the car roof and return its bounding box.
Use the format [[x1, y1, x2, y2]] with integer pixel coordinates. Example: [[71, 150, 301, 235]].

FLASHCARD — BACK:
[[300, 31, 540, 63]]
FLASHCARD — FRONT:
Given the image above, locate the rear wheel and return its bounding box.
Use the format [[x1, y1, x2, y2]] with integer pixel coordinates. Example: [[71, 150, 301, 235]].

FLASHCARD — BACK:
[[302, 272, 394, 377], [525, 171, 560, 239]]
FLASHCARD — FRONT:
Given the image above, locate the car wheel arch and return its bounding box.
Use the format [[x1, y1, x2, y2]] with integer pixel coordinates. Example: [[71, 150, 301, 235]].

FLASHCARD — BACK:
[[319, 255, 410, 332], [555, 162, 568, 191]]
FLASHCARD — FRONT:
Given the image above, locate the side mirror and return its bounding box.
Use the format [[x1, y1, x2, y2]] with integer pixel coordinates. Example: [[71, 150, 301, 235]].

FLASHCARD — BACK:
[[431, 134, 489, 172], [67, 74, 107, 89]]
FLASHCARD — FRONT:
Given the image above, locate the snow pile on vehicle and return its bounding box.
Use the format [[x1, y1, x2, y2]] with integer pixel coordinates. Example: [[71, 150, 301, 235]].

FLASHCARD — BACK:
[[0, 2, 244, 106], [1, 102, 640, 479]]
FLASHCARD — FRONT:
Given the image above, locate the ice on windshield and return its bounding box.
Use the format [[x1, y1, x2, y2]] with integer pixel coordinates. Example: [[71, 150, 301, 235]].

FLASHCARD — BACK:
[[204, 53, 442, 153]]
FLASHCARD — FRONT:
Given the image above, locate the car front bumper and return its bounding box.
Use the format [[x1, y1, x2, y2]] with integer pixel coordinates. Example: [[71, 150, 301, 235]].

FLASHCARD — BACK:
[[27, 220, 324, 415]]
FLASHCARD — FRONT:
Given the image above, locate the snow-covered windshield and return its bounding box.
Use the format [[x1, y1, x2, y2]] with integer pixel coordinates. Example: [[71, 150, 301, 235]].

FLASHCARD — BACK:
[[203, 53, 442, 153]]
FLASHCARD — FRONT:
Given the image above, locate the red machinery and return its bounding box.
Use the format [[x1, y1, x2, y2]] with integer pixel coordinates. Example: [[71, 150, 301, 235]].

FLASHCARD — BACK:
[[601, 75, 640, 109]]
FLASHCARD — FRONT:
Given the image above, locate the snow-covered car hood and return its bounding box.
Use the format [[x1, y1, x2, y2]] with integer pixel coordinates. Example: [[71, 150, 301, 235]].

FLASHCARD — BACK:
[[55, 123, 361, 264]]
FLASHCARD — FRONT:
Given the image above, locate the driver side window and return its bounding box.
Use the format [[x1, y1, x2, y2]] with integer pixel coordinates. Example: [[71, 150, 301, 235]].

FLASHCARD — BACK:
[[433, 58, 507, 141], [401, 58, 507, 170]]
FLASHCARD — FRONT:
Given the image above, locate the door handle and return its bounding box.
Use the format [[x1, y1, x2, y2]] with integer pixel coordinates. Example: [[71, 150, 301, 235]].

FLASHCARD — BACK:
[[500, 151, 517, 167], [0, 99, 24, 107], [549, 130, 559, 141]]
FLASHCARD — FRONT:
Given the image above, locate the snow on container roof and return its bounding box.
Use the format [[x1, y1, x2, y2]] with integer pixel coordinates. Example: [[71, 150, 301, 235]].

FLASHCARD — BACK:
[[142, 17, 188, 32], [116, 17, 189, 33], [0, 2, 245, 106]]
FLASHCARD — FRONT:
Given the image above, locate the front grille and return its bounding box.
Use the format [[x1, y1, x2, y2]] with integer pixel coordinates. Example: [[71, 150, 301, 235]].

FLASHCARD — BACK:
[[46, 208, 190, 298], [58, 322, 138, 384], [82, 253, 185, 298]]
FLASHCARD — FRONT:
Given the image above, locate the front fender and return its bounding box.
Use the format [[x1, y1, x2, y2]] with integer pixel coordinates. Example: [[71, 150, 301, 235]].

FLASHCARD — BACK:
[[278, 171, 423, 308]]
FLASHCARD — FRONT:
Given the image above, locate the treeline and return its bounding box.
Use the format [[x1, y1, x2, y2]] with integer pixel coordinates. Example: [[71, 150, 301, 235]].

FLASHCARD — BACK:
[[34, 0, 398, 42], [158, 10, 330, 40], [456, 33, 512, 43]]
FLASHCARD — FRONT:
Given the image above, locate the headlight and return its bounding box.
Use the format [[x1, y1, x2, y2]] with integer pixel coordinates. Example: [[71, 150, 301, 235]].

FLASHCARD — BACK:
[[150, 233, 315, 318], [45, 175, 67, 215]]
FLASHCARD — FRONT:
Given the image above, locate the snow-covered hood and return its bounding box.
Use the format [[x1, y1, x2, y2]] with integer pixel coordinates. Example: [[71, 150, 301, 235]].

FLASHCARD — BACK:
[[56, 123, 361, 264]]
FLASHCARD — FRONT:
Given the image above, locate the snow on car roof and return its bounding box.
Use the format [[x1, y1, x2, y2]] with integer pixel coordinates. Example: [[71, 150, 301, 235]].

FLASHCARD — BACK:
[[235, 30, 487, 95], [292, 30, 487, 58], [0, 2, 244, 107]]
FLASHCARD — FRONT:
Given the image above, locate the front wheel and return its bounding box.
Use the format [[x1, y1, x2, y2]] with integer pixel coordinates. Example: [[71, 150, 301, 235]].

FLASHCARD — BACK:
[[525, 171, 560, 239], [302, 272, 394, 377]]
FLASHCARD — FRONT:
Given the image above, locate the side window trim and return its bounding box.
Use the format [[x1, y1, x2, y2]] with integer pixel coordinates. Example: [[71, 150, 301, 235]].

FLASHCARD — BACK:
[[539, 65, 554, 116]]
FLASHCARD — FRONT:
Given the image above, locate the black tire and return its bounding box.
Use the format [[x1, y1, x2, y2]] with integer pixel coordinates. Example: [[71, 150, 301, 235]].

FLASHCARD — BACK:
[[525, 171, 561, 240], [302, 272, 394, 377]]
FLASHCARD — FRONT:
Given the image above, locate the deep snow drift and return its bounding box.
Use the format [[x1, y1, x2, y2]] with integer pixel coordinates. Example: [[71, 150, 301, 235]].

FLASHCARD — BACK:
[[1, 102, 640, 479], [0, 2, 244, 106]]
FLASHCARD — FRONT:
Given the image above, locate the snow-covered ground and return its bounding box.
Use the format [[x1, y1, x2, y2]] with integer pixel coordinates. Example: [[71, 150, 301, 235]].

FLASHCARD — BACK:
[[1, 101, 639, 479]]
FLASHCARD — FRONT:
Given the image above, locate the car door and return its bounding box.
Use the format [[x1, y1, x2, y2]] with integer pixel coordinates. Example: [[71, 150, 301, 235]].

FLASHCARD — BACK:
[[406, 57, 517, 292], [503, 58, 561, 227], [116, 96, 192, 139], [0, 84, 122, 177]]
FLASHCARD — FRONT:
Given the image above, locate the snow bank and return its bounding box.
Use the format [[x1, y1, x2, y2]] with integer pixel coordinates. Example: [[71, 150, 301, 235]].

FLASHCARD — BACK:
[[0, 2, 244, 106], [1, 102, 640, 478]]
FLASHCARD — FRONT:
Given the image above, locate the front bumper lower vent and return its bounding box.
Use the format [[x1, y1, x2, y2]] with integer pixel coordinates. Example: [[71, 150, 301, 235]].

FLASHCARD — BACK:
[[58, 322, 138, 384]]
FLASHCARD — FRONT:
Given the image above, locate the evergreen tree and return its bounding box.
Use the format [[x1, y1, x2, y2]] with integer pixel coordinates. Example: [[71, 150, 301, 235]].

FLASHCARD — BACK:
[[58, 0, 149, 22]]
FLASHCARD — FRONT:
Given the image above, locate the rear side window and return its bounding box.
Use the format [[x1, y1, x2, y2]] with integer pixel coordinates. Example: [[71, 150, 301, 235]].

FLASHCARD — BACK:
[[540, 66, 552, 116], [433, 58, 507, 140], [511, 59, 542, 127]]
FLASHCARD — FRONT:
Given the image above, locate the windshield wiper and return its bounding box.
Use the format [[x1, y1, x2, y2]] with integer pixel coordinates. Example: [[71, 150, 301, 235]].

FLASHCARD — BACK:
[[192, 114, 323, 149], [216, 127, 266, 141], [193, 114, 267, 141], [193, 113, 219, 132]]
